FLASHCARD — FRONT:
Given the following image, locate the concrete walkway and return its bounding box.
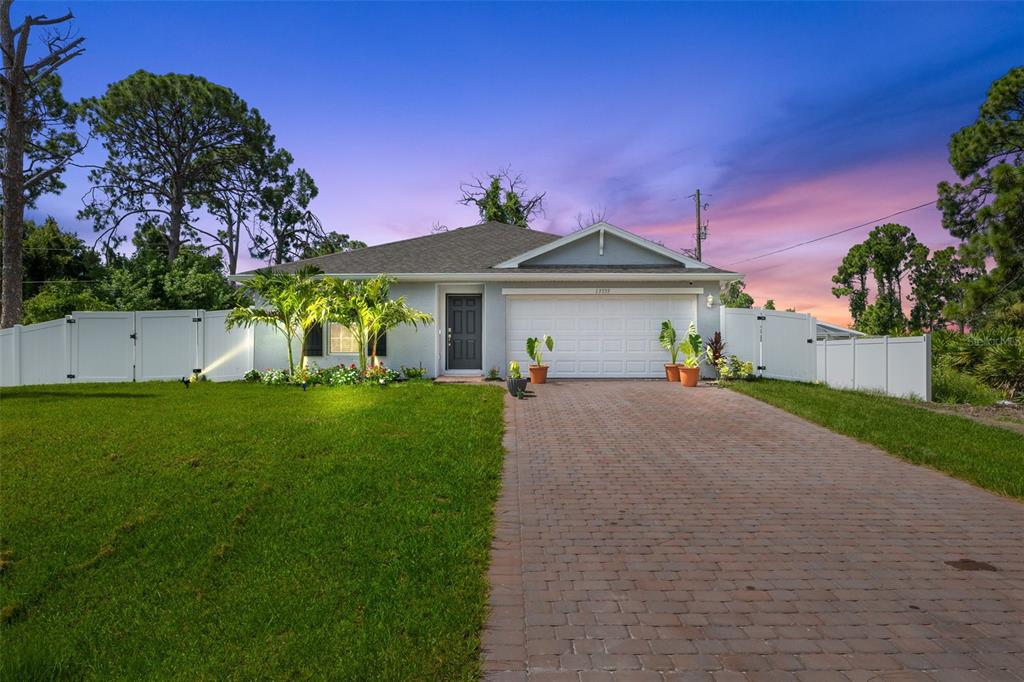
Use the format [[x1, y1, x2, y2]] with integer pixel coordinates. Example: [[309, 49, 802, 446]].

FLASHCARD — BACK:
[[483, 380, 1024, 681]]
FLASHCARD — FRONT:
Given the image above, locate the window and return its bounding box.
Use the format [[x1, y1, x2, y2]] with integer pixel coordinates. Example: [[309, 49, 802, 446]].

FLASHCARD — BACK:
[[329, 323, 359, 354], [327, 324, 388, 356], [304, 322, 324, 357]]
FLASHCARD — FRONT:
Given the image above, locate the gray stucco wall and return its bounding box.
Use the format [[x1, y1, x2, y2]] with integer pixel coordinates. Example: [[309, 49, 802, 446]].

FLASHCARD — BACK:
[[522, 232, 677, 266], [287, 279, 725, 378]]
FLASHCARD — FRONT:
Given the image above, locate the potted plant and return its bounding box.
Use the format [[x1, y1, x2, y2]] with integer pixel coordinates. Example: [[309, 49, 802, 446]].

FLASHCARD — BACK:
[[678, 322, 703, 387], [659, 320, 682, 382], [506, 361, 528, 397], [526, 335, 554, 384]]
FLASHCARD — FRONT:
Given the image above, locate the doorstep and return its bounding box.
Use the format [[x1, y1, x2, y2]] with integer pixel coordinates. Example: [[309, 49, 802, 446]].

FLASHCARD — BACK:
[[433, 374, 486, 384]]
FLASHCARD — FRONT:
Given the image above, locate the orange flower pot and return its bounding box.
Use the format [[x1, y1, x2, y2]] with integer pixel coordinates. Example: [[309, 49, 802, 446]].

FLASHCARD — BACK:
[[678, 366, 699, 387], [529, 365, 549, 384], [664, 364, 681, 382]]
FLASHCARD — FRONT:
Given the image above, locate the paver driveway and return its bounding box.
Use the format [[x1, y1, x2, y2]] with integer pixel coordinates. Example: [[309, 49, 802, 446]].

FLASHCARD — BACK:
[[483, 381, 1024, 682]]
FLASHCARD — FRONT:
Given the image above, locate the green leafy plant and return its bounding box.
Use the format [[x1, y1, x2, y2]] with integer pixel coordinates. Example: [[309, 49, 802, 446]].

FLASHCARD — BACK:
[[526, 335, 554, 366], [486, 367, 501, 381], [401, 365, 427, 380], [716, 355, 755, 380], [679, 322, 703, 368], [932, 365, 1003, 406], [659, 321, 680, 364], [507, 361, 522, 379]]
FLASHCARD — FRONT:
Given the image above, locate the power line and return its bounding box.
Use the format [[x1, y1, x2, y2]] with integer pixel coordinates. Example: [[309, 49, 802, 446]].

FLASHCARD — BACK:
[[727, 199, 938, 267]]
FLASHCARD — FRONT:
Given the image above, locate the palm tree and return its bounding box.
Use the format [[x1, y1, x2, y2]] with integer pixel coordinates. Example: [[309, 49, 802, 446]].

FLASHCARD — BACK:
[[322, 274, 432, 371], [225, 266, 324, 375]]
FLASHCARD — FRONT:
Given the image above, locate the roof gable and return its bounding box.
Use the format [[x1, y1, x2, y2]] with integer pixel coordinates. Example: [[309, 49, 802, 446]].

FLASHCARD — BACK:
[[493, 222, 709, 270]]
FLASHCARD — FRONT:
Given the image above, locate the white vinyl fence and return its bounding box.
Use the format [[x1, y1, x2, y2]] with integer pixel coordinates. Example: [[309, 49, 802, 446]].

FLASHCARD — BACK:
[[816, 335, 931, 401], [721, 307, 931, 400], [0, 309, 291, 388]]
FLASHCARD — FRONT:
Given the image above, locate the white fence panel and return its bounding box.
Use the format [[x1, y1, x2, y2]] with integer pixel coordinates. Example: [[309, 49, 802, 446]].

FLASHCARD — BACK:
[[70, 311, 135, 383], [135, 310, 200, 381], [760, 310, 816, 382], [0, 328, 17, 387], [19, 319, 69, 386], [720, 307, 760, 368], [886, 336, 931, 400], [816, 335, 931, 400], [200, 311, 253, 381]]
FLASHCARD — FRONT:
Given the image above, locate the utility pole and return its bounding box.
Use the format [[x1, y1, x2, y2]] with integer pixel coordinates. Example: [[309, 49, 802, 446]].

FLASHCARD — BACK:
[[688, 189, 709, 261]]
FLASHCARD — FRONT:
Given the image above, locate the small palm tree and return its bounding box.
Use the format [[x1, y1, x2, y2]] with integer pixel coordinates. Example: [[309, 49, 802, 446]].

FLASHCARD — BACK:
[[226, 266, 324, 375], [322, 274, 432, 372]]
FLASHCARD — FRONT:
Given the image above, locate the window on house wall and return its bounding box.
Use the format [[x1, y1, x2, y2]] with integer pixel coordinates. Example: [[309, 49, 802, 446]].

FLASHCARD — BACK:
[[304, 322, 324, 357], [329, 323, 360, 354], [327, 323, 388, 356]]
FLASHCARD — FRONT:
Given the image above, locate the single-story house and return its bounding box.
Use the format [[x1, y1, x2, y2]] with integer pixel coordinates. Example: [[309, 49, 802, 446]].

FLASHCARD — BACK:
[[237, 221, 742, 378], [816, 320, 866, 341]]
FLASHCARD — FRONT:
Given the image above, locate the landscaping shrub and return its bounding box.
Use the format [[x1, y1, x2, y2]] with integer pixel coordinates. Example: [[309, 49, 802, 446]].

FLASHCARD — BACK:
[[401, 365, 428, 380], [932, 328, 1024, 401], [932, 365, 1004, 406]]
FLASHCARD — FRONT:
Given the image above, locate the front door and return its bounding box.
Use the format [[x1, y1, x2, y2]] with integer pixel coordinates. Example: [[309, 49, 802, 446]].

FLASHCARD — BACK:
[[446, 294, 482, 370]]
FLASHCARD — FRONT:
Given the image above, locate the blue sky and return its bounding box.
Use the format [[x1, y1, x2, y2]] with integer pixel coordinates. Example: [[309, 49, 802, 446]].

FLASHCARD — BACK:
[[19, 1, 1024, 322]]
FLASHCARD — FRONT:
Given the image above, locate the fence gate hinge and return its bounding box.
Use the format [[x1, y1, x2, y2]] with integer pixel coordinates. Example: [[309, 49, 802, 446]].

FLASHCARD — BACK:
[[757, 365, 766, 371], [756, 315, 766, 321], [129, 332, 137, 340], [806, 338, 814, 343], [192, 317, 202, 323], [67, 373, 76, 379], [65, 318, 76, 324]]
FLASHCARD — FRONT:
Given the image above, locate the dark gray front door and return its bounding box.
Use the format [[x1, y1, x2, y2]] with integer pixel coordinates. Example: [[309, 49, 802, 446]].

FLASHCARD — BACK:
[[447, 295, 482, 370]]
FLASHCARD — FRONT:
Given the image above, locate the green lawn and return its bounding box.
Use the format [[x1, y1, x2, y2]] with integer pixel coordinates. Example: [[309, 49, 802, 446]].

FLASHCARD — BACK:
[[0, 381, 505, 680], [726, 379, 1024, 500]]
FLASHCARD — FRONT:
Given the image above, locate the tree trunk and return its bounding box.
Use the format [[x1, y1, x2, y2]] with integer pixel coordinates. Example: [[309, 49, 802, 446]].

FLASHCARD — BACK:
[[1, 80, 25, 328], [167, 181, 184, 264]]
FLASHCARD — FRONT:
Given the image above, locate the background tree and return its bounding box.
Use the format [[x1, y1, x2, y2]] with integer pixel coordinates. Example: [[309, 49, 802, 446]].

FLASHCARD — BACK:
[[19, 217, 103, 299], [831, 242, 869, 325], [721, 279, 754, 308], [247, 164, 327, 264], [22, 280, 111, 324], [200, 123, 279, 274], [104, 224, 237, 311], [574, 207, 608, 231], [832, 223, 919, 334], [459, 167, 545, 228], [763, 299, 776, 310], [81, 70, 264, 263], [907, 246, 970, 331], [937, 66, 1024, 328], [1, 0, 85, 327], [298, 231, 366, 259]]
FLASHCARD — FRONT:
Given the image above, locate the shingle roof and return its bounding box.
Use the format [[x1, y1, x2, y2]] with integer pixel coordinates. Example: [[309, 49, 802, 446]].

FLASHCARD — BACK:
[[243, 221, 737, 276], [252, 221, 560, 275]]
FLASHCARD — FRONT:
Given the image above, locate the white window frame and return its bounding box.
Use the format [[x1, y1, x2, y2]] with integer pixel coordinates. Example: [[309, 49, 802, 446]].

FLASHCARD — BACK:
[[328, 323, 360, 355]]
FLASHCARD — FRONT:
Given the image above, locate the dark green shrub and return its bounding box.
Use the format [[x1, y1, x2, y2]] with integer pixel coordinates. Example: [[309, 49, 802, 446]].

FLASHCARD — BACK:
[[932, 365, 1004, 406]]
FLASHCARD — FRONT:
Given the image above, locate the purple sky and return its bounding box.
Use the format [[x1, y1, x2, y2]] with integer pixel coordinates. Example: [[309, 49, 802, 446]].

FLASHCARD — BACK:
[[19, 1, 1024, 324]]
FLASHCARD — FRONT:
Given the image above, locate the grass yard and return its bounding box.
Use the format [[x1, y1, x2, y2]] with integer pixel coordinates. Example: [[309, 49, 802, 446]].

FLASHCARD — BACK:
[[726, 379, 1024, 500], [0, 381, 505, 680]]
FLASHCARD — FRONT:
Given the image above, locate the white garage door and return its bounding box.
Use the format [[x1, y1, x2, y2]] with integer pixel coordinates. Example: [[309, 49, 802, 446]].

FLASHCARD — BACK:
[[506, 295, 698, 378]]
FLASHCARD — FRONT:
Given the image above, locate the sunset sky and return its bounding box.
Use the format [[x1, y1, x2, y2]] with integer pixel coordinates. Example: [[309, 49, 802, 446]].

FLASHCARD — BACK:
[[20, 1, 1024, 324]]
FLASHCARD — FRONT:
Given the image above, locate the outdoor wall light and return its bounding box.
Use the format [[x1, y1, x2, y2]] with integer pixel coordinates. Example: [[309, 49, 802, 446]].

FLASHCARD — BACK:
[[706, 294, 714, 308]]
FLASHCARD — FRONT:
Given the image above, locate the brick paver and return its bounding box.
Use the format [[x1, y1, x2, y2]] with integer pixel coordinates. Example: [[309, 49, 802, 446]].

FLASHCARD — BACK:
[[482, 381, 1024, 681]]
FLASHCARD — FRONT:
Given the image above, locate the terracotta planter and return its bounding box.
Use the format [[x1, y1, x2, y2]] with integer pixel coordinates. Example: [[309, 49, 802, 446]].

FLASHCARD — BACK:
[[664, 363, 681, 382], [528, 365, 549, 384], [678, 366, 700, 387]]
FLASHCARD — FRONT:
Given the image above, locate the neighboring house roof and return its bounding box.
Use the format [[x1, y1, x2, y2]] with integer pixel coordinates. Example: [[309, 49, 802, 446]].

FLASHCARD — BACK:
[[238, 220, 740, 280], [816, 321, 866, 340]]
